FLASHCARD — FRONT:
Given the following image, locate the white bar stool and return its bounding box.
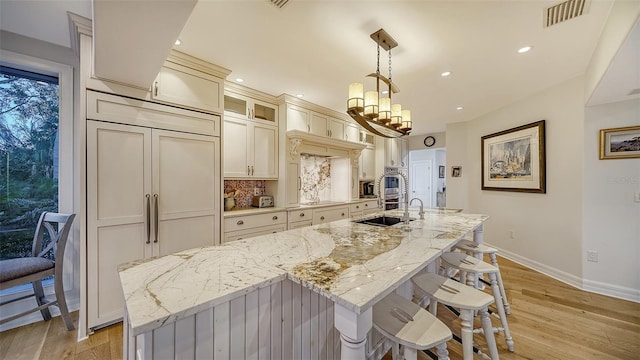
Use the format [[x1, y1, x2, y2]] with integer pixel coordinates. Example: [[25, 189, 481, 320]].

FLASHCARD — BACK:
[[455, 239, 511, 315], [373, 292, 453, 360], [412, 272, 500, 360], [440, 251, 514, 352]]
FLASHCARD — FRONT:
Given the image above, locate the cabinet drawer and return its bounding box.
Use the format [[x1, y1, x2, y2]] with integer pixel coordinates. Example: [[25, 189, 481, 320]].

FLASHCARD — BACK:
[[313, 206, 349, 224], [224, 224, 286, 243], [288, 209, 312, 222], [224, 211, 286, 232]]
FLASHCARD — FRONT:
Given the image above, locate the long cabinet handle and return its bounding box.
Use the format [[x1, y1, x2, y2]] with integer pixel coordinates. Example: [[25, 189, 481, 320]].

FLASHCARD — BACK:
[[251, 166, 254, 176], [298, 177, 301, 190], [248, 166, 251, 176], [154, 82, 158, 97], [153, 194, 159, 243], [145, 194, 151, 244]]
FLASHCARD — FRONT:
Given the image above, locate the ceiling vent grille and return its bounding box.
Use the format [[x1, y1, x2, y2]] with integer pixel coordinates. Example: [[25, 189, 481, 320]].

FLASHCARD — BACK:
[[269, 0, 289, 8], [544, 0, 589, 27]]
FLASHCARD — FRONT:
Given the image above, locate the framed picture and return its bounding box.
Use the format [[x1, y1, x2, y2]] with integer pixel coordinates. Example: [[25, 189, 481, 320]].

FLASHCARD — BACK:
[[439, 165, 445, 178], [599, 125, 640, 160], [451, 166, 462, 178], [481, 120, 546, 193]]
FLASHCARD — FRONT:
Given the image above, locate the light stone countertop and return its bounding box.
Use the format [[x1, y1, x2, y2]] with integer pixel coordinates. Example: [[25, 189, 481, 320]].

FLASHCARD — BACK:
[[119, 209, 487, 336]]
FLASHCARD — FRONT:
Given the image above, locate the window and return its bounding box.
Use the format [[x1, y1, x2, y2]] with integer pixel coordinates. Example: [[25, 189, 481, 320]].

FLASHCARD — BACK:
[[0, 51, 74, 326], [0, 66, 60, 263]]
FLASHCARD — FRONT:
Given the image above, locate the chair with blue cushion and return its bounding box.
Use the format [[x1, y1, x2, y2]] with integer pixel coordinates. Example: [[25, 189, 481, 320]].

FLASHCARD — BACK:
[[0, 212, 76, 330]]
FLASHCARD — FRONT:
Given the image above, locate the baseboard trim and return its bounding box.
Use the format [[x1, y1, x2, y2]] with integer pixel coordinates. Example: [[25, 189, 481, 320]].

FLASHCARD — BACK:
[[488, 244, 640, 303]]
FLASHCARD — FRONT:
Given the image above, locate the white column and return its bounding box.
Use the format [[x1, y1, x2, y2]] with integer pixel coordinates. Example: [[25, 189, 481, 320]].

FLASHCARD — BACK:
[[333, 302, 372, 360]]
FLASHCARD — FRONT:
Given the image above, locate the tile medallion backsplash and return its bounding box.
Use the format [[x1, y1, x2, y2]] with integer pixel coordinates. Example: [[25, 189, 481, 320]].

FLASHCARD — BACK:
[[224, 180, 266, 208], [300, 155, 331, 204]]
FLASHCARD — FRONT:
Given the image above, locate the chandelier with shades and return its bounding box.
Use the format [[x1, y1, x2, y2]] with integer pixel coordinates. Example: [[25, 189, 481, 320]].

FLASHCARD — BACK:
[[347, 28, 412, 138]]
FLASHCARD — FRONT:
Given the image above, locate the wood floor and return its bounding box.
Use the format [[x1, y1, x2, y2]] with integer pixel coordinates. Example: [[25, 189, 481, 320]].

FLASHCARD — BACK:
[[1, 256, 639, 360]]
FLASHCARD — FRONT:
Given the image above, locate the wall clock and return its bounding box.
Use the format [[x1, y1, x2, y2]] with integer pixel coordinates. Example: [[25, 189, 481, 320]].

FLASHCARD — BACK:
[[424, 136, 436, 147]]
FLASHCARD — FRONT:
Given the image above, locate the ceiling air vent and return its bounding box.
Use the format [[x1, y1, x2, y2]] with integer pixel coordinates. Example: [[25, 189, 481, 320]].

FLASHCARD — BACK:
[[544, 0, 589, 27], [269, 0, 289, 8]]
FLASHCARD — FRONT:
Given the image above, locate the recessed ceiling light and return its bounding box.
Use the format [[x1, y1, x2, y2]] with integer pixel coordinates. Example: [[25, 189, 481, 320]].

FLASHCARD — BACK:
[[456, 106, 464, 110], [235, 78, 244, 83], [296, 94, 304, 98], [441, 71, 452, 77], [174, 39, 182, 46], [517, 46, 532, 54]]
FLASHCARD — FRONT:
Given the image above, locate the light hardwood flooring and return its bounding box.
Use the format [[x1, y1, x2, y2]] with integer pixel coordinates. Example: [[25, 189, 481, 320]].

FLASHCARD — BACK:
[[1, 256, 639, 360]]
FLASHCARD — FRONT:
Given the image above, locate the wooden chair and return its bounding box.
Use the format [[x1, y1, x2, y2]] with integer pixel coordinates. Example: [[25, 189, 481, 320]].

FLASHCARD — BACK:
[[0, 212, 76, 330]]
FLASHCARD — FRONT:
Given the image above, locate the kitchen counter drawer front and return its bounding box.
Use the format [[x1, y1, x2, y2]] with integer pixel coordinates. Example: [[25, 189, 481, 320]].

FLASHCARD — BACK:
[[224, 211, 287, 232], [223, 224, 286, 243], [312, 206, 349, 224], [361, 200, 380, 214], [288, 209, 312, 222]]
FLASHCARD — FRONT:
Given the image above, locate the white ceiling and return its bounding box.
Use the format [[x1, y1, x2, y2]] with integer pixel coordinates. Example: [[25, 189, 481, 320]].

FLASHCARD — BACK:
[[2, 0, 637, 135]]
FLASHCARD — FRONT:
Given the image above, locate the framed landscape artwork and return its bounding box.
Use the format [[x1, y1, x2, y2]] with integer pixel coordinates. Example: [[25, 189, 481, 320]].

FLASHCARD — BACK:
[[481, 120, 546, 193], [451, 166, 462, 178], [599, 125, 640, 160]]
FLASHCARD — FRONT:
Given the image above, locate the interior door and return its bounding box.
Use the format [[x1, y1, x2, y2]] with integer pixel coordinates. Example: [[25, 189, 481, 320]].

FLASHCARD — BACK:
[[410, 159, 433, 207], [152, 129, 219, 256], [87, 120, 152, 328]]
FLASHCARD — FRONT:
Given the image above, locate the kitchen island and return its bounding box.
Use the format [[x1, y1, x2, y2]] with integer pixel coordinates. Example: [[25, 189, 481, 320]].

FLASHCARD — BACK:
[[119, 209, 488, 359]]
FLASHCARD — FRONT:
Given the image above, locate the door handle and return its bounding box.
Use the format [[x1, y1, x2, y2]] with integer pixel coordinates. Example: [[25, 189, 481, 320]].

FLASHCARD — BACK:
[[237, 220, 244, 225], [320, 216, 325, 220], [248, 166, 251, 176], [251, 166, 254, 176], [272, 215, 278, 220], [299, 213, 305, 217], [145, 194, 151, 244], [153, 194, 159, 243], [153, 81, 158, 97]]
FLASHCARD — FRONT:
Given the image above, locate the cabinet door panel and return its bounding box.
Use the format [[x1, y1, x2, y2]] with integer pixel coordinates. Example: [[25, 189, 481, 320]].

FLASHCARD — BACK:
[[92, 223, 147, 326], [154, 65, 222, 113], [153, 130, 219, 254], [287, 162, 300, 207], [252, 125, 277, 178], [310, 112, 328, 137], [158, 216, 216, 256], [287, 105, 309, 132], [87, 121, 152, 328], [223, 119, 250, 177]]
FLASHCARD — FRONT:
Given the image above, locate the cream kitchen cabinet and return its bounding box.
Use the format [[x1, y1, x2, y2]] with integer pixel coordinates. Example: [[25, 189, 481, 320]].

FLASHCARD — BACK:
[[312, 205, 350, 224], [287, 208, 312, 229], [350, 200, 379, 219], [286, 104, 327, 137], [329, 117, 344, 140], [86, 97, 220, 329], [224, 92, 277, 123], [223, 117, 278, 179], [385, 137, 408, 168], [345, 123, 361, 143], [87, 122, 219, 329], [360, 147, 376, 180], [152, 61, 224, 114], [223, 211, 287, 243]]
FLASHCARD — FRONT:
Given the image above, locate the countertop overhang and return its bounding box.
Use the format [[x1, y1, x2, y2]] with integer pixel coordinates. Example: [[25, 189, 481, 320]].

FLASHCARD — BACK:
[[119, 209, 488, 336]]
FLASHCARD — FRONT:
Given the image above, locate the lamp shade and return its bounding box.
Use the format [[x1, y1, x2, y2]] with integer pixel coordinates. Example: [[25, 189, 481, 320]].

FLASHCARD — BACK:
[[348, 82, 364, 112], [364, 91, 379, 119], [400, 109, 412, 130], [378, 97, 391, 124], [391, 104, 402, 128]]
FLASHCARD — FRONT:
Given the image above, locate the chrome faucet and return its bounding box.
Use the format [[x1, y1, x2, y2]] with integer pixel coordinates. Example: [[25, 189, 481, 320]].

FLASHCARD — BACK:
[[376, 168, 410, 225], [409, 198, 425, 219]]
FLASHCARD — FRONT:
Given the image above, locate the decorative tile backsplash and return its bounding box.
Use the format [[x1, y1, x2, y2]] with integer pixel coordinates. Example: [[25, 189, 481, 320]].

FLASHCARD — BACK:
[[223, 180, 266, 208], [300, 155, 331, 204]]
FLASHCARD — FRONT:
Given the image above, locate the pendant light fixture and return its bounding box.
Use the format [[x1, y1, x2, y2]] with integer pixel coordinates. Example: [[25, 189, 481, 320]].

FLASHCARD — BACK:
[[347, 28, 412, 138]]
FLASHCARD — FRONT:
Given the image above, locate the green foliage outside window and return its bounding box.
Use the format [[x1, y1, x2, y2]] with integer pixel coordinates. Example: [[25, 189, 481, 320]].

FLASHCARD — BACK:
[[0, 69, 59, 260]]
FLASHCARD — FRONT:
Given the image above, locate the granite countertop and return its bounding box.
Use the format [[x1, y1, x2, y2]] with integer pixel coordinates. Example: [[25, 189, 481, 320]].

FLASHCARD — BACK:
[[119, 209, 487, 336]]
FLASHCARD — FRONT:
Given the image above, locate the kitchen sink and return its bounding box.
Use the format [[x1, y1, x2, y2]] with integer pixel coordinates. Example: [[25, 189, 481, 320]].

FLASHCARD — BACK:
[[354, 215, 414, 227]]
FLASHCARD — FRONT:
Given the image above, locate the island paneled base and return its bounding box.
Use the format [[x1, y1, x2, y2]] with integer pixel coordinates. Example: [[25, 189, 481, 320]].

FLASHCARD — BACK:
[[124, 278, 393, 360]]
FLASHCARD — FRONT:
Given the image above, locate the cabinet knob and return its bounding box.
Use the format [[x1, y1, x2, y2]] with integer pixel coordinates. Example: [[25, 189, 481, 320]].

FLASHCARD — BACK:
[[320, 216, 325, 220], [341, 213, 345, 216], [365, 204, 369, 207], [272, 215, 278, 220], [356, 205, 360, 209], [300, 213, 305, 217], [237, 220, 244, 225]]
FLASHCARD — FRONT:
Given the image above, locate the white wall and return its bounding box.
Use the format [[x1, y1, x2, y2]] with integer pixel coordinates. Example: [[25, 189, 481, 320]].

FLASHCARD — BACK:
[[447, 76, 586, 284], [583, 98, 640, 300]]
